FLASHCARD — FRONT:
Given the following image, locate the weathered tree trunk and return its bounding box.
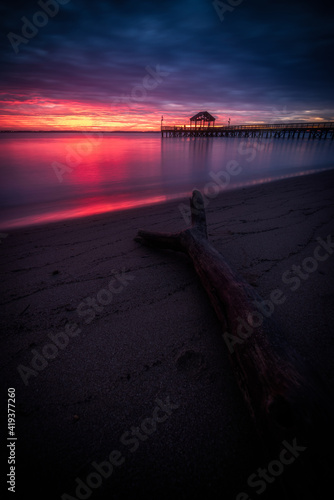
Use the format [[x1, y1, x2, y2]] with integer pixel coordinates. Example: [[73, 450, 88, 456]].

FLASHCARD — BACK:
[[135, 190, 333, 499]]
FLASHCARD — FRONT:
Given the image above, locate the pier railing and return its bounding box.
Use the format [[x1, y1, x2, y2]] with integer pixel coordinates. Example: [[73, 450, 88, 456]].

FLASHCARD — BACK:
[[162, 122, 334, 131], [161, 122, 334, 139]]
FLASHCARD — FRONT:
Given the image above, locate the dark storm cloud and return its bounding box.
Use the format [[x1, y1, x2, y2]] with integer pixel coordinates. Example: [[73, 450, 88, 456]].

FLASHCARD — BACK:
[[1, 0, 333, 120]]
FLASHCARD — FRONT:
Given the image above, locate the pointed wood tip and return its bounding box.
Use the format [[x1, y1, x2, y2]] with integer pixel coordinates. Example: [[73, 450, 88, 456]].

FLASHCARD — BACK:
[[191, 189, 204, 206]]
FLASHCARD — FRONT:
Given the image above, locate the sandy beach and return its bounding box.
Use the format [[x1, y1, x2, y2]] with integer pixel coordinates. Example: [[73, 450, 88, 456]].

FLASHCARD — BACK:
[[1, 169, 334, 500]]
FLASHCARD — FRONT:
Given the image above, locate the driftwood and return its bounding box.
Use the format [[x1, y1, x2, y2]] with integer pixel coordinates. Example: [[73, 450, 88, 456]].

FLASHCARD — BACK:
[[135, 190, 332, 498]]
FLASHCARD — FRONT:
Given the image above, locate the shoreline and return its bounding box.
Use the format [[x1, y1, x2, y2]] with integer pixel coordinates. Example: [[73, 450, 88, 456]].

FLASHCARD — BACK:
[[1, 168, 334, 499], [1, 166, 334, 232]]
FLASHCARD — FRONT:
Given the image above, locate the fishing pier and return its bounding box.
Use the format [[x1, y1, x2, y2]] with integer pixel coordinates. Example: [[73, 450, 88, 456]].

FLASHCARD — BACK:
[[161, 112, 334, 140]]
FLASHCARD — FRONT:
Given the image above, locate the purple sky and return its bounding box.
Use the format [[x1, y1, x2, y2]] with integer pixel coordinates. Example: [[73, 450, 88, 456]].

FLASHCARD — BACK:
[[1, 0, 334, 129]]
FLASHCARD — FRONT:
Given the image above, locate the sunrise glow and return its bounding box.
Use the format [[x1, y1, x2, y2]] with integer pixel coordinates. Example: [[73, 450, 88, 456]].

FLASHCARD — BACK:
[[1, 0, 333, 132]]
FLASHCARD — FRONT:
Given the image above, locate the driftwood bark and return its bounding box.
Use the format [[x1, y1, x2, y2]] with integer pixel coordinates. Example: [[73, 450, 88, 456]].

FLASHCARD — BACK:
[[135, 190, 332, 498]]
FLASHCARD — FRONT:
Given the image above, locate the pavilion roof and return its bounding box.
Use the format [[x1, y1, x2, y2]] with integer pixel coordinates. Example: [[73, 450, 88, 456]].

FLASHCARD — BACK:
[[190, 111, 216, 122]]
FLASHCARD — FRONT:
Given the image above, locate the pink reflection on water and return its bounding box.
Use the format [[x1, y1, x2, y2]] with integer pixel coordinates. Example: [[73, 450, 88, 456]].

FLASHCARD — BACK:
[[3, 167, 330, 230], [0, 132, 333, 230], [1, 194, 169, 229]]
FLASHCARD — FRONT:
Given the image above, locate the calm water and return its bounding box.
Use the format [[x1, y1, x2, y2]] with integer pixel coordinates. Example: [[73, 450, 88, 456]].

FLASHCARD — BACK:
[[0, 132, 333, 229]]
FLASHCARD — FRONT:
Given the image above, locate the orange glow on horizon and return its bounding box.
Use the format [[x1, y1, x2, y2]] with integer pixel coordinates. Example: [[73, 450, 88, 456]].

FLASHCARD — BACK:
[[0, 94, 163, 131], [0, 94, 248, 131], [0, 93, 325, 131]]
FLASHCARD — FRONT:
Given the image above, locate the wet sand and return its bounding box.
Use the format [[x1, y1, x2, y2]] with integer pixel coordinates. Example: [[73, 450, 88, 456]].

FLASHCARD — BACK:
[[1, 169, 334, 499]]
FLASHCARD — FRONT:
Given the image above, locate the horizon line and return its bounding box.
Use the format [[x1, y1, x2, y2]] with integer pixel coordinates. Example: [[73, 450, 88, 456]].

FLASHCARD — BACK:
[[0, 130, 162, 133]]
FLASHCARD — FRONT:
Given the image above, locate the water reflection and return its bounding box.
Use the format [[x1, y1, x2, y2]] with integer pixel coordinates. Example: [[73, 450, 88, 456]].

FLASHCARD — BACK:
[[160, 137, 214, 196], [0, 132, 332, 229]]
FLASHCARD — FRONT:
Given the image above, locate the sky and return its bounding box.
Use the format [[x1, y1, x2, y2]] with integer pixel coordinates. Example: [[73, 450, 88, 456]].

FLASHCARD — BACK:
[[1, 0, 333, 131]]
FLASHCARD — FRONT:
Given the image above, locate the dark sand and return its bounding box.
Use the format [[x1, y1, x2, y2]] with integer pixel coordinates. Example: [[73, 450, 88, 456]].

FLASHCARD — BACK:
[[1, 169, 334, 500]]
